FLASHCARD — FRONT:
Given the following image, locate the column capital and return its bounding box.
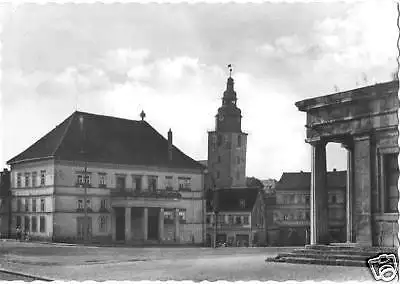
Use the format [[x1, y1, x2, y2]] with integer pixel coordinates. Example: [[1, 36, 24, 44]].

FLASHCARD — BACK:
[[307, 137, 327, 147]]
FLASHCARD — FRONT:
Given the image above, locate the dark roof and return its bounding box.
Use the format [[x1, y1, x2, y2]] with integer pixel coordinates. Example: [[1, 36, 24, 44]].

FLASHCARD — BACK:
[[276, 170, 346, 191], [206, 187, 260, 212], [8, 111, 204, 170]]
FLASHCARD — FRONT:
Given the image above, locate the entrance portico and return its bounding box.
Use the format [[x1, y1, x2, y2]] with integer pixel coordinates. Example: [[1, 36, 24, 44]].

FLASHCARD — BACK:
[[296, 80, 399, 247]]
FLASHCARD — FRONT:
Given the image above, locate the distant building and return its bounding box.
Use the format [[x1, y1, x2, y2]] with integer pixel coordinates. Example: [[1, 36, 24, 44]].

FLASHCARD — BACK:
[[7, 111, 206, 244], [206, 187, 260, 247], [261, 179, 277, 193], [274, 170, 346, 246], [0, 169, 11, 237], [251, 189, 279, 246]]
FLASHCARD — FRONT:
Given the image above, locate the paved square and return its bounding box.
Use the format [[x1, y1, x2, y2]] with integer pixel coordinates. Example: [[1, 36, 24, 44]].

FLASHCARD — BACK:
[[0, 241, 375, 281]]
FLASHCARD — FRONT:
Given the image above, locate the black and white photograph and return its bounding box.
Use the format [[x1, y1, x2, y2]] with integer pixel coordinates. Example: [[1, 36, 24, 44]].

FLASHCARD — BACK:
[[0, 0, 399, 281]]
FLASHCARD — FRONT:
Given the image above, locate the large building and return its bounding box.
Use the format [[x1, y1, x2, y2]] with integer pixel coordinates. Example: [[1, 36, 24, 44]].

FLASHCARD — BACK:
[[7, 111, 206, 244], [273, 170, 346, 246]]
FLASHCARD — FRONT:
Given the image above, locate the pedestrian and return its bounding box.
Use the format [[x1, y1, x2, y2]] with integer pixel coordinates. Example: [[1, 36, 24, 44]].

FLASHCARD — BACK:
[[16, 226, 21, 241]]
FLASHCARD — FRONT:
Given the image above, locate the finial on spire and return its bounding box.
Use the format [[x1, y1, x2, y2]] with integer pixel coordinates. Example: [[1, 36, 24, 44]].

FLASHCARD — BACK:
[[140, 110, 146, 121], [228, 64, 233, 78]]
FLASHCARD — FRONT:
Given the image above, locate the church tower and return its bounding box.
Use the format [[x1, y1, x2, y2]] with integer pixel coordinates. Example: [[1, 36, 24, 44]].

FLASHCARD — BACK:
[[207, 72, 248, 189]]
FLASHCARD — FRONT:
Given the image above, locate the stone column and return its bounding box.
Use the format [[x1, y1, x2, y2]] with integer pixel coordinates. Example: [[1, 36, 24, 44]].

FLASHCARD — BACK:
[[111, 208, 116, 241], [310, 140, 329, 245], [344, 144, 354, 243], [379, 153, 385, 213], [125, 207, 131, 242], [175, 208, 180, 243], [159, 208, 164, 242], [143, 207, 148, 241], [353, 134, 373, 246]]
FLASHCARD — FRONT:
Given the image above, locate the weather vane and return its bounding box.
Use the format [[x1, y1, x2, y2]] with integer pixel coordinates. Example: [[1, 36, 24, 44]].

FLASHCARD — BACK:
[[228, 64, 233, 77]]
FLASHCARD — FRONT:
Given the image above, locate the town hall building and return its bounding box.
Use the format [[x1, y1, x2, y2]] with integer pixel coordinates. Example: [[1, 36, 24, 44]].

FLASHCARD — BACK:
[[7, 111, 206, 244]]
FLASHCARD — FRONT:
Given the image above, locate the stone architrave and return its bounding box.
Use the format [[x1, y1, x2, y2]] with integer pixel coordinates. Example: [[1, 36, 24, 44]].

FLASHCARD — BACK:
[[353, 134, 373, 246], [310, 140, 329, 245]]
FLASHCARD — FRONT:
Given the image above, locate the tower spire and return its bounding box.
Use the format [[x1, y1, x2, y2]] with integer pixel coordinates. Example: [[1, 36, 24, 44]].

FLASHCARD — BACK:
[[228, 64, 233, 78]]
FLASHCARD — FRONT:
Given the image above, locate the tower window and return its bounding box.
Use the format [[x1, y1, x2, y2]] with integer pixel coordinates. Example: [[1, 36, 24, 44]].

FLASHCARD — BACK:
[[217, 135, 222, 146], [237, 135, 242, 147], [236, 156, 240, 164]]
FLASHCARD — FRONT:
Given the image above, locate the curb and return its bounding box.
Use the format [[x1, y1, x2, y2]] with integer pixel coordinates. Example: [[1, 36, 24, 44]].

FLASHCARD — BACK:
[[0, 268, 54, 281]]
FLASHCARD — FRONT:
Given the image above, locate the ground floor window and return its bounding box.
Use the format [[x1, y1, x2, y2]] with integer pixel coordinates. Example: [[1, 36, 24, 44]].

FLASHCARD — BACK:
[[98, 216, 108, 232], [40, 216, 45, 232], [31, 216, 37, 232], [24, 216, 30, 232]]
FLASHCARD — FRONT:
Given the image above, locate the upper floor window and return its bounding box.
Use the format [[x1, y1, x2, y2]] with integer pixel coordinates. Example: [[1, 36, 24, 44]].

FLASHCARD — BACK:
[[17, 199, 22, 212], [100, 199, 108, 210], [98, 216, 108, 232], [178, 177, 191, 191], [237, 135, 242, 147], [164, 210, 174, 224], [305, 195, 310, 205], [132, 175, 142, 191], [24, 173, 30, 187], [211, 135, 217, 151], [217, 156, 221, 163], [98, 173, 107, 187], [206, 215, 211, 224], [24, 199, 29, 212], [40, 199, 45, 212], [77, 199, 84, 210], [17, 173, 21, 188], [148, 176, 158, 192], [331, 195, 337, 204], [228, 215, 234, 224], [40, 170, 46, 186], [116, 176, 126, 191], [178, 209, 186, 223], [32, 172, 37, 187], [305, 211, 310, 220], [243, 216, 249, 225], [239, 199, 246, 209], [165, 176, 173, 191], [32, 199, 37, 212], [235, 216, 242, 225]]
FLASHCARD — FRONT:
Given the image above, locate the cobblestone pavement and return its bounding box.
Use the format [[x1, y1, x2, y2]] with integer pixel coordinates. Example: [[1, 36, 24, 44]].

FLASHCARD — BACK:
[[0, 240, 375, 281]]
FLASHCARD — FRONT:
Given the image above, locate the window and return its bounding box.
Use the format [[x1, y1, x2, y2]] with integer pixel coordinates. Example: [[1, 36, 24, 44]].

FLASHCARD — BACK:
[[77, 173, 91, 186], [243, 216, 249, 225], [17, 173, 21, 188], [206, 215, 211, 224], [235, 216, 242, 225], [98, 174, 107, 187], [305, 195, 310, 205], [40, 170, 46, 186], [165, 176, 173, 191], [239, 199, 246, 209], [16, 216, 21, 227], [178, 177, 191, 191], [40, 199, 45, 212], [24, 216, 30, 232], [164, 210, 174, 224], [148, 176, 158, 192], [24, 199, 29, 212], [216, 171, 220, 179], [32, 199, 37, 212], [237, 156, 240, 164], [237, 135, 242, 147], [236, 171, 240, 180], [31, 216, 37, 232], [17, 199, 22, 212], [331, 195, 337, 204], [25, 173, 30, 187], [40, 216, 45, 232], [86, 199, 92, 211], [133, 175, 142, 191], [211, 134, 217, 151], [98, 216, 108, 232], [228, 215, 234, 224], [76, 174, 83, 185], [283, 215, 288, 221], [77, 199, 84, 210], [32, 172, 37, 187], [178, 209, 186, 223], [383, 153, 399, 213], [116, 176, 126, 191], [217, 156, 221, 163], [100, 199, 108, 210]]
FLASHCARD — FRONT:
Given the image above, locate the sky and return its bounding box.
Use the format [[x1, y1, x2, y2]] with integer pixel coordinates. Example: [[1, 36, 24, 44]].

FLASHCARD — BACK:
[[0, 0, 398, 180]]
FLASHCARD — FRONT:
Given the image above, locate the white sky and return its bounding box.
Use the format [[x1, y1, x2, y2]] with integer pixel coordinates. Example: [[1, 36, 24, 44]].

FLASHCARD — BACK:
[[0, 0, 398, 180]]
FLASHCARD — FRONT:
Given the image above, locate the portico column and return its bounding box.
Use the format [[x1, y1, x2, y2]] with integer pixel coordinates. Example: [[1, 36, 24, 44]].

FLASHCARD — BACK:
[[159, 208, 164, 242], [310, 140, 329, 245], [111, 208, 116, 241], [345, 144, 354, 243], [353, 134, 373, 246], [125, 207, 131, 242], [143, 207, 148, 241], [175, 208, 180, 243]]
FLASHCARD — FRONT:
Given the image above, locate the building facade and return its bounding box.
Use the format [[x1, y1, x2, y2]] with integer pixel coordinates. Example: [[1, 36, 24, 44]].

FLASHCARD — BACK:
[[7, 111, 206, 244], [273, 170, 346, 246]]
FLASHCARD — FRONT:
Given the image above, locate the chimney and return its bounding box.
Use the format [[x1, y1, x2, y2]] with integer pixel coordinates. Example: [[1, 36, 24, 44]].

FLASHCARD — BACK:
[[168, 129, 173, 161]]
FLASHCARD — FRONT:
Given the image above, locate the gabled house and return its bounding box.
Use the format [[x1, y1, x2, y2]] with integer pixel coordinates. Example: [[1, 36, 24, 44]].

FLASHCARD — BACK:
[[206, 187, 260, 247], [7, 111, 206, 244]]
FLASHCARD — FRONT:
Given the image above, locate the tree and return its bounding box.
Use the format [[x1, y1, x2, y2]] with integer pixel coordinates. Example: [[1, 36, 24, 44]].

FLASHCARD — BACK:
[[246, 177, 264, 189]]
